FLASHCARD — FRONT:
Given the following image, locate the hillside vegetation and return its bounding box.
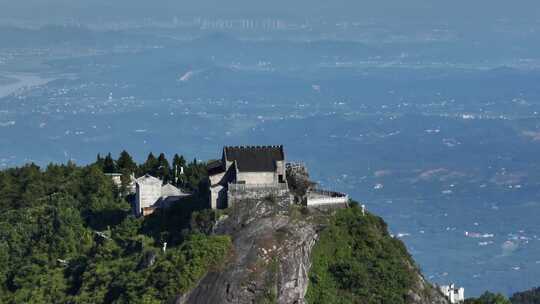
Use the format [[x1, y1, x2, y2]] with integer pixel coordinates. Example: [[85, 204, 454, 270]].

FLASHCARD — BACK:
[[1, 151, 450, 303], [306, 205, 442, 304], [462, 287, 540, 304], [0, 152, 231, 304], [464, 292, 511, 304], [510, 287, 540, 304]]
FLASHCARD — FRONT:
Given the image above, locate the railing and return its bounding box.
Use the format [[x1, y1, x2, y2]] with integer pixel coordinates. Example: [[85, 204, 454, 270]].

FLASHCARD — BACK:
[[286, 162, 307, 174], [286, 162, 306, 169], [307, 188, 349, 206], [228, 182, 289, 192], [307, 195, 349, 206], [309, 188, 348, 198]]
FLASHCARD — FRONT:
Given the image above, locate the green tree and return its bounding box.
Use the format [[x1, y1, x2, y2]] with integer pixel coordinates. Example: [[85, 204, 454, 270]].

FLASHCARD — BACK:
[[117, 150, 137, 173], [140, 153, 159, 177], [172, 154, 186, 186], [77, 165, 129, 229], [94, 153, 105, 170], [116, 150, 137, 196], [511, 286, 540, 304], [465, 292, 511, 304], [184, 158, 207, 191], [306, 206, 415, 304], [1, 156, 230, 304], [103, 153, 116, 174], [156, 153, 171, 183]]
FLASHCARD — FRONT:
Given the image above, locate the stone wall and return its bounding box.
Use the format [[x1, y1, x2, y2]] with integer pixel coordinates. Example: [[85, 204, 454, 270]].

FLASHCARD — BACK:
[[236, 172, 277, 184], [227, 183, 291, 208], [276, 160, 286, 178]]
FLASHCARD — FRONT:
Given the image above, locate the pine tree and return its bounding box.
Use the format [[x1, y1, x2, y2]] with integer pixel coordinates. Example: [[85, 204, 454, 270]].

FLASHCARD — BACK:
[[172, 154, 186, 186], [114, 151, 136, 196], [172, 154, 186, 170], [103, 153, 116, 174], [156, 153, 171, 183], [140, 153, 159, 176], [184, 158, 207, 191], [117, 151, 137, 174], [95, 154, 105, 169]]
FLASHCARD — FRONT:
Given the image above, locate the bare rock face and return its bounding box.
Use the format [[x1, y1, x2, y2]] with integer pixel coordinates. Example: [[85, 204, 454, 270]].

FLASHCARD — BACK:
[[180, 194, 450, 304], [407, 273, 450, 304], [181, 194, 319, 304]]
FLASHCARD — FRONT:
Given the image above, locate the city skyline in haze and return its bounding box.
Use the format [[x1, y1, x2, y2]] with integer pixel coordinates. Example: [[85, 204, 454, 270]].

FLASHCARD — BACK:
[[1, 0, 538, 26]]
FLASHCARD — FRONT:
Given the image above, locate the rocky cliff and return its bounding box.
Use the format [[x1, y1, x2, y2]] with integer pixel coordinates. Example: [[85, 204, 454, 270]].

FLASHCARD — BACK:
[[180, 193, 449, 304]]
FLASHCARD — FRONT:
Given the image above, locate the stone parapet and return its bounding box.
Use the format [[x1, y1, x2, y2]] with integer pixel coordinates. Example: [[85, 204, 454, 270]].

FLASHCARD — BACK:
[[227, 183, 291, 207]]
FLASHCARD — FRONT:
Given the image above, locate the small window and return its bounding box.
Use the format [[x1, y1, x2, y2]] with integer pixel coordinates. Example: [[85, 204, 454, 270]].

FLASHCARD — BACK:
[[278, 174, 285, 183]]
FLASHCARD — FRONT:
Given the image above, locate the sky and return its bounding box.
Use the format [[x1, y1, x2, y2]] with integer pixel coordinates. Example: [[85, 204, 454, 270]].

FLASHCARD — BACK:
[[0, 0, 538, 25]]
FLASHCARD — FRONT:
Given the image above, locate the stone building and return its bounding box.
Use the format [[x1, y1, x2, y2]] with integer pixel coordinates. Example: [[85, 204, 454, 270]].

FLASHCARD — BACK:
[[207, 145, 288, 209], [439, 284, 465, 304], [134, 174, 190, 216], [105, 173, 136, 194]]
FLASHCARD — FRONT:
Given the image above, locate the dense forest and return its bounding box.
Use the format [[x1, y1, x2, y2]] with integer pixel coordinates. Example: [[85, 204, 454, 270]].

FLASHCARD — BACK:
[[464, 289, 540, 304], [464, 292, 512, 304], [0, 151, 230, 303], [510, 287, 540, 304], [1, 151, 539, 303], [304, 202, 538, 304], [305, 206, 418, 304]]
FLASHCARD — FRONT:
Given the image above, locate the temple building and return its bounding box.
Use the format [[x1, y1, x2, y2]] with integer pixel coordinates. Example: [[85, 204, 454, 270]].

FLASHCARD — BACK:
[[134, 174, 190, 216], [207, 145, 287, 209]]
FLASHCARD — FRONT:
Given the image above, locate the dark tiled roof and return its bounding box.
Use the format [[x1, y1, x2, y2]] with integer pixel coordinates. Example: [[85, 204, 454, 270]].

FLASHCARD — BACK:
[[207, 160, 224, 176], [224, 145, 284, 172]]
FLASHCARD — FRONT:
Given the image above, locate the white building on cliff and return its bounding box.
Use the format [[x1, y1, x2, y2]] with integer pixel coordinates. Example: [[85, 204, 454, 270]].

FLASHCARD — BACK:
[[207, 145, 349, 209], [439, 284, 465, 304], [207, 145, 288, 209], [135, 174, 190, 216]]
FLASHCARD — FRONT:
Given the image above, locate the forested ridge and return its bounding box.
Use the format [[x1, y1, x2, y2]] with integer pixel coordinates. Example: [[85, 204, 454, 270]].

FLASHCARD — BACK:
[[0, 151, 230, 303], [305, 206, 418, 304], [1, 150, 539, 304], [510, 287, 540, 304]]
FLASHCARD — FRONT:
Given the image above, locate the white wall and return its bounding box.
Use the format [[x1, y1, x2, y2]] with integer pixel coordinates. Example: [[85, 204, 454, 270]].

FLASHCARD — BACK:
[[209, 171, 226, 186], [237, 172, 276, 184], [275, 160, 285, 176], [439, 285, 465, 304], [136, 182, 161, 216], [210, 185, 228, 209], [307, 196, 349, 206]]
